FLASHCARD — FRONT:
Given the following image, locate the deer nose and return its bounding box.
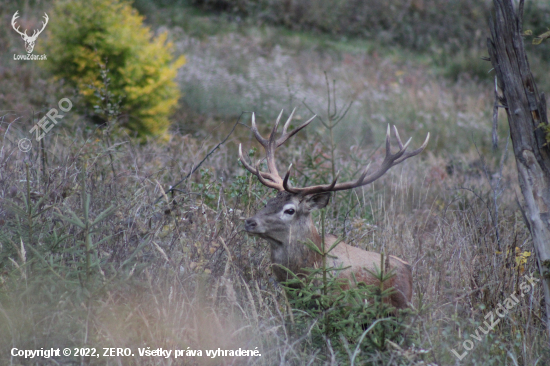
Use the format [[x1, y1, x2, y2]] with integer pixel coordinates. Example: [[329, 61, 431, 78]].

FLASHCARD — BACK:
[[245, 218, 257, 231]]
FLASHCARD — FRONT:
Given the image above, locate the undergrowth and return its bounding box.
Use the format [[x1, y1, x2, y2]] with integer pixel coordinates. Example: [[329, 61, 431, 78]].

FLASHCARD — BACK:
[[1, 102, 549, 364], [0, 1, 549, 365], [281, 210, 412, 365]]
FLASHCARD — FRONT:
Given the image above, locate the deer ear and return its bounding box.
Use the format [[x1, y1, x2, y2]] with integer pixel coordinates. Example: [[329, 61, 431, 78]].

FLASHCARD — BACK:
[[303, 192, 331, 212]]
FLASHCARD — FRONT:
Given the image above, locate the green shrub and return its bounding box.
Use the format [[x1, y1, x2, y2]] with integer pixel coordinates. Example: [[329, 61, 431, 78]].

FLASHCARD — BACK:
[[43, 0, 185, 140], [281, 210, 411, 363]]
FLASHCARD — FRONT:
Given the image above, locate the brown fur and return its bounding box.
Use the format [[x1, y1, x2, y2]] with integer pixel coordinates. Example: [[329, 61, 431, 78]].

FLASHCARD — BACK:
[[244, 191, 412, 309]]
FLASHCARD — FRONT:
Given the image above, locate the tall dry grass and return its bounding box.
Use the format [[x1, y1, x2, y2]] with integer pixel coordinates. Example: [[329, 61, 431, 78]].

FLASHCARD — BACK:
[[0, 1, 549, 364], [1, 105, 548, 364]]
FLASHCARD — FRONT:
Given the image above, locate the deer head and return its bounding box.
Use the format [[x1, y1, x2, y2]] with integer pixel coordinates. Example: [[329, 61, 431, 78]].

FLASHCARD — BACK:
[[12, 11, 49, 54], [239, 108, 429, 242], [239, 109, 429, 308]]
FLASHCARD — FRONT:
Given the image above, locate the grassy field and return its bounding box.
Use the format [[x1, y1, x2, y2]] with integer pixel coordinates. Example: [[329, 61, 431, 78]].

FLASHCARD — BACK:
[[1, 0, 550, 365]]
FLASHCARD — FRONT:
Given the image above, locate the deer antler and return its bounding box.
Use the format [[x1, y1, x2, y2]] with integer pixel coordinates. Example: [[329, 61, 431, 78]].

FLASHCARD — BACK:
[[283, 125, 429, 195], [11, 11, 27, 37], [238, 109, 317, 191], [33, 13, 49, 39], [239, 109, 430, 195], [11, 11, 48, 40]]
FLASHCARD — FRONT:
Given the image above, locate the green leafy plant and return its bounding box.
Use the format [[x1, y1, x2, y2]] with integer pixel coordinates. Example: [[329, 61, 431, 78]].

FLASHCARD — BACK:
[[54, 162, 116, 283], [280, 210, 411, 363], [43, 0, 186, 140]]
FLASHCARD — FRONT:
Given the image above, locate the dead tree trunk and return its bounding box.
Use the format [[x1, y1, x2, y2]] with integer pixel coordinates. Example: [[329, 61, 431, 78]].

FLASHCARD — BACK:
[[487, 0, 550, 338]]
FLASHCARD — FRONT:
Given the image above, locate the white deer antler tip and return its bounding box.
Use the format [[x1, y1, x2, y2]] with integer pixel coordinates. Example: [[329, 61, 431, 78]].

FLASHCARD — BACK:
[[288, 108, 296, 118], [284, 164, 293, 178], [421, 133, 430, 148], [386, 124, 391, 135]]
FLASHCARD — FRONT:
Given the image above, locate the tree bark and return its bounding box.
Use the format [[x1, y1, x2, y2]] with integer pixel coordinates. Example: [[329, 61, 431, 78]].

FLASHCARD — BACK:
[[487, 0, 550, 338]]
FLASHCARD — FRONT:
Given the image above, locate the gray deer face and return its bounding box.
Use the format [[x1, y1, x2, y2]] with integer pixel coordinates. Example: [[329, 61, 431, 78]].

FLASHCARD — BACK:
[[244, 191, 331, 247]]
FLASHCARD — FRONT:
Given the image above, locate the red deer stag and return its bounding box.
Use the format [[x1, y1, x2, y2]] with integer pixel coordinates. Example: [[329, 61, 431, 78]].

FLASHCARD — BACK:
[[239, 110, 429, 309]]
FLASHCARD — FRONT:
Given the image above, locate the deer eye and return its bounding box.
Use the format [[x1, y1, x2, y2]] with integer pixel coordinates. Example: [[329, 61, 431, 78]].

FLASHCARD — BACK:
[[284, 208, 295, 215]]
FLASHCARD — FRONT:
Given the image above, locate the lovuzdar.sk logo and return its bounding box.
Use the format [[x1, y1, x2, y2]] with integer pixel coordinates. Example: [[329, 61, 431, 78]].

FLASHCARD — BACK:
[[11, 10, 48, 61]]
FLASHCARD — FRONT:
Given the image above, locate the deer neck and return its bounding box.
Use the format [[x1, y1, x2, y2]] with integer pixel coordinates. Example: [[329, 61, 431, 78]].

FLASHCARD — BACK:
[[268, 218, 323, 283]]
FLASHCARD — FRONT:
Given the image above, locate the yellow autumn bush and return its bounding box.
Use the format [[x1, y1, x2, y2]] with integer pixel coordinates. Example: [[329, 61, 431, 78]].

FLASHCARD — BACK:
[[43, 0, 185, 139]]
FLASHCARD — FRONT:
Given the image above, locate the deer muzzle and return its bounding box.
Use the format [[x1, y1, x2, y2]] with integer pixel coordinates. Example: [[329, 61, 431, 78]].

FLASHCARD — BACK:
[[244, 217, 265, 234]]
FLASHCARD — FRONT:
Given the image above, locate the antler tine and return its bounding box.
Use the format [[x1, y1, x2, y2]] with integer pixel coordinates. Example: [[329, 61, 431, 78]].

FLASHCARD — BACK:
[[358, 130, 429, 186], [354, 163, 371, 186], [327, 170, 340, 190], [282, 163, 299, 193], [385, 124, 392, 155], [383, 125, 412, 163], [402, 137, 412, 151], [394, 132, 430, 164], [238, 143, 256, 173], [392, 125, 404, 149], [281, 108, 297, 136], [276, 113, 317, 147], [250, 113, 268, 147], [270, 109, 284, 143]]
